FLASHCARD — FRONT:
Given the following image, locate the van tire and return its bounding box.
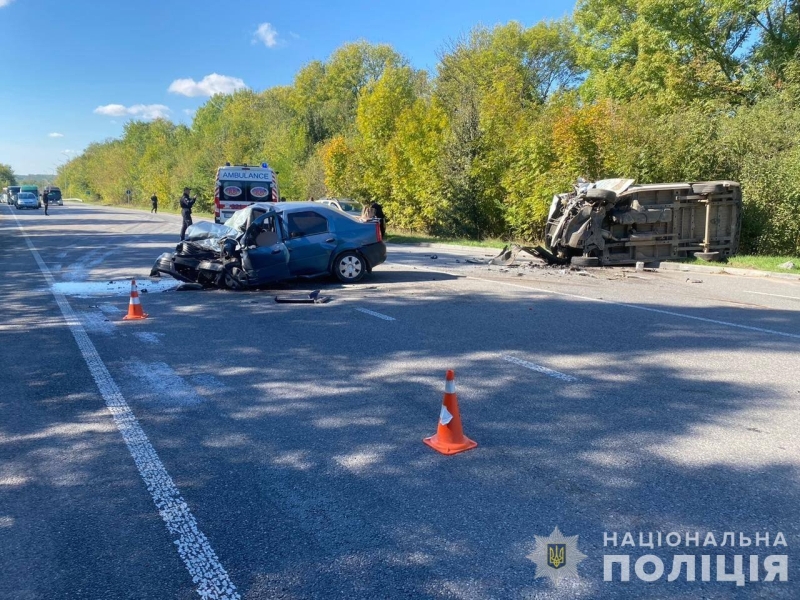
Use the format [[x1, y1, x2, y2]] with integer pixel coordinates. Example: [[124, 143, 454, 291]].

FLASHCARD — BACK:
[[585, 188, 617, 203], [571, 255, 600, 267]]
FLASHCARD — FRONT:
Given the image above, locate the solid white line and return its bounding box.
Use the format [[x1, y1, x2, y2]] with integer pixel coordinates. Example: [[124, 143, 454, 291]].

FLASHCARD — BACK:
[[504, 356, 579, 382], [745, 291, 799, 301], [10, 211, 239, 600], [355, 307, 396, 321], [406, 263, 800, 341]]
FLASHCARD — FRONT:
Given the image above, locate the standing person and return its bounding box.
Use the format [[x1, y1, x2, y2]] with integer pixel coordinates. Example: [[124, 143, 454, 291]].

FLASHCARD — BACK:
[[179, 187, 196, 241], [371, 201, 386, 238], [150, 192, 158, 214], [42, 191, 49, 216]]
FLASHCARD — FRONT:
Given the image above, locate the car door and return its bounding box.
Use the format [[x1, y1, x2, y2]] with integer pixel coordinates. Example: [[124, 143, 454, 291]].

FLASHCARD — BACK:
[[240, 214, 291, 283], [283, 210, 337, 275]]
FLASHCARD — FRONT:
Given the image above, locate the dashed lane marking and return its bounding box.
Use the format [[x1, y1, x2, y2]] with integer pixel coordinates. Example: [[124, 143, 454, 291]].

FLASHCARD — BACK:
[[745, 291, 799, 301], [503, 356, 579, 382], [10, 210, 240, 600], [355, 307, 396, 321], [401, 262, 800, 341]]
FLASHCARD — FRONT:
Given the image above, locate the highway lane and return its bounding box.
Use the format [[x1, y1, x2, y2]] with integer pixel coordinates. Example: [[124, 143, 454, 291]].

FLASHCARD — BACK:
[[2, 202, 800, 599]]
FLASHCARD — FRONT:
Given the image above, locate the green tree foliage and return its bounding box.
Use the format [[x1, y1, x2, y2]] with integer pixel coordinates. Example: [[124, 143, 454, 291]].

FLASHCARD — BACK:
[[59, 17, 800, 254], [0, 163, 17, 187]]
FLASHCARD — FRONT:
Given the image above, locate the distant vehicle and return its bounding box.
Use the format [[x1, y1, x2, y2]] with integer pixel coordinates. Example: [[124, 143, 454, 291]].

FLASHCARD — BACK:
[[214, 162, 279, 224], [6, 185, 21, 204], [151, 202, 386, 288], [20, 185, 39, 207], [15, 191, 40, 210], [318, 198, 364, 214], [43, 186, 63, 206]]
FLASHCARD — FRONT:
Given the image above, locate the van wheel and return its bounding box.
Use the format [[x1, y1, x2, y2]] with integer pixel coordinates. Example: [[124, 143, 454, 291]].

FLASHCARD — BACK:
[[571, 255, 600, 267], [334, 251, 365, 283]]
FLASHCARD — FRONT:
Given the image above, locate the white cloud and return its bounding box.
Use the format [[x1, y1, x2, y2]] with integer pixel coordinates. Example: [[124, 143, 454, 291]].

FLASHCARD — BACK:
[[168, 73, 247, 97], [254, 23, 279, 48], [94, 103, 171, 120], [48, 132, 64, 138], [183, 108, 196, 117], [0, 0, 16, 8]]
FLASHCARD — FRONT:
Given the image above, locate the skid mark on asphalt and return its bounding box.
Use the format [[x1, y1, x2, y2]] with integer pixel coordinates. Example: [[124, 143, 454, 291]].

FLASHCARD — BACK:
[[503, 355, 579, 382], [126, 361, 204, 407], [355, 307, 396, 321], [10, 211, 239, 600]]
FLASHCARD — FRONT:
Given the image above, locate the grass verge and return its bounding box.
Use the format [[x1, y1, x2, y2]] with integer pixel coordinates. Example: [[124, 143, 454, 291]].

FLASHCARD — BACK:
[[678, 255, 798, 273], [386, 231, 512, 249]]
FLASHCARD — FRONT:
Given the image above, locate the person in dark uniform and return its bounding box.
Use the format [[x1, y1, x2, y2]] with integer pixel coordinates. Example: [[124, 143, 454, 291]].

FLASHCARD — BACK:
[[179, 187, 196, 241], [42, 191, 49, 215], [150, 192, 158, 213]]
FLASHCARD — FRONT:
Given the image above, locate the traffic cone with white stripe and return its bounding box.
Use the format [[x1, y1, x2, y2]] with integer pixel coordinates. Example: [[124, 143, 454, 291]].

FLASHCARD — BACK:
[[424, 370, 477, 455], [122, 279, 148, 320]]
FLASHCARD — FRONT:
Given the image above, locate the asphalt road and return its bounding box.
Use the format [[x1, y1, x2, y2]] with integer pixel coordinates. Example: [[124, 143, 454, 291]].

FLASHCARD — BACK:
[[2, 202, 799, 600]]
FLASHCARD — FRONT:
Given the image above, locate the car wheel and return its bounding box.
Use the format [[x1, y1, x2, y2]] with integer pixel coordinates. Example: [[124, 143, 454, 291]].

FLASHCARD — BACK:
[[571, 255, 600, 267], [585, 188, 617, 203], [334, 251, 365, 283], [694, 251, 720, 262], [222, 264, 246, 290], [692, 183, 725, 195]]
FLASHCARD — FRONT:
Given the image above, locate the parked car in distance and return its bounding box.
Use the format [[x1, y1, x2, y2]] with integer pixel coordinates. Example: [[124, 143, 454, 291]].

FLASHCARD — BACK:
[[318, 198, 364, 215], [6, 185, 21, 204], [151, 202, 387, 289], [43, 186, 63, 205], [15, 191, 40, 210]]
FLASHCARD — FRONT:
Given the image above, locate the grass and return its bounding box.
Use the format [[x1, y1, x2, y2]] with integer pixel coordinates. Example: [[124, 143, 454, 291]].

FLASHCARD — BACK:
[[385, 231, 514, 249], [678, 255, 799, 273]]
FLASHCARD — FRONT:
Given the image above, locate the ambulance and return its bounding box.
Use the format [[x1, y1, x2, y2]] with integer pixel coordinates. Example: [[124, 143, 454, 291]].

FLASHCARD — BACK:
[[214, 162, 279, 223]]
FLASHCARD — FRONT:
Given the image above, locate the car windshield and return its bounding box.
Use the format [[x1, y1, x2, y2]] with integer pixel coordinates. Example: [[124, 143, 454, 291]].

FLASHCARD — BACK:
[[18, 193, 35, 199], [338, 200, 362, 212]]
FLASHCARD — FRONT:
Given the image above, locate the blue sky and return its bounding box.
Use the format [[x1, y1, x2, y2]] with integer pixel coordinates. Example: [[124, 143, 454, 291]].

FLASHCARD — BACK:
[[0, 0, 574, 174]]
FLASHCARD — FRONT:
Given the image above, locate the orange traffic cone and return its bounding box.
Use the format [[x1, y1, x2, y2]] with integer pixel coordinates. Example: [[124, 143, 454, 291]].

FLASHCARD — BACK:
[[423, 370, 478, 455], [122, 279, 148, 320]]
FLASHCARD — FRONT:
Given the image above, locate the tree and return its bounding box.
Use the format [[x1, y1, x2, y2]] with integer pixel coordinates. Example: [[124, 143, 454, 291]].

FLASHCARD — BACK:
[[0, 163, 17, 188]]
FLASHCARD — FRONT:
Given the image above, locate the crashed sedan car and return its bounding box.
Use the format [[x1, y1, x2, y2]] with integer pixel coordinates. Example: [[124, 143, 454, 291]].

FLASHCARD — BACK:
[[151, 202, 386, 289], [544, 179, 742, 266]]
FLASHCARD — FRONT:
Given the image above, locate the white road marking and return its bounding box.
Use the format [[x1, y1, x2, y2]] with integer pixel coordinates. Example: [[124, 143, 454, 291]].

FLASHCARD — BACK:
[[405, 263, 800, 341], [504, 356, 579, 382], [133, 331, 162, 345], [11, 211, 239, 600], [79, 310, 116, 335], [127, 361, 203, 406], [355, 307, 396, 321], [97, 302, 123, 315], [745, 291, 799, 301]]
